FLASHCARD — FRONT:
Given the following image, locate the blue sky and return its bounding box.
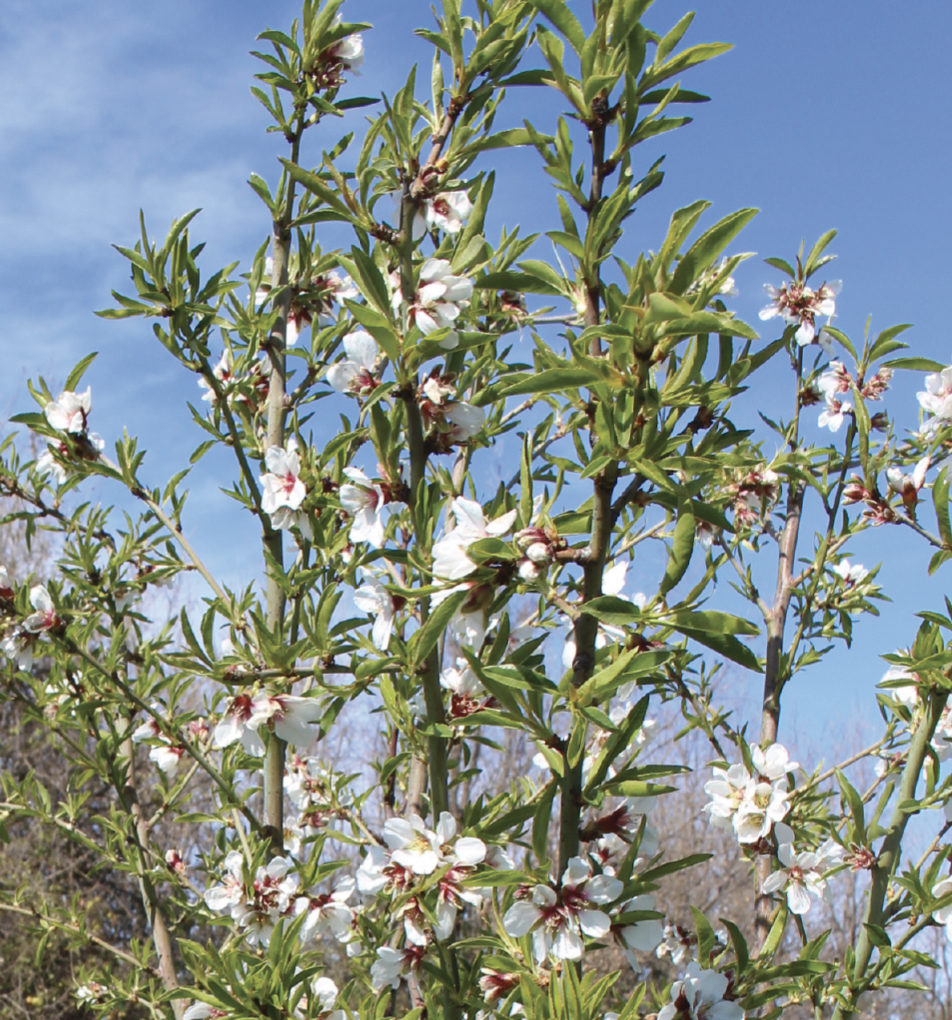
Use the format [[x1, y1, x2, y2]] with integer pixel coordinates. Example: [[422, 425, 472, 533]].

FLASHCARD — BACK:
[[2, 1, 950, 742]]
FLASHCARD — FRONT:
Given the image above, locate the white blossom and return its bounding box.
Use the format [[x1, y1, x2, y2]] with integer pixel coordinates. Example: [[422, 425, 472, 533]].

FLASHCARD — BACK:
[[932, 875, 952, 942], [353, 579, 396, 650], [45, 387, 91, 434], [432, 497, 517, 581], [657, 962, 744, 1020], [326, 330, 378, 396], [918, 362, 952, 433], [260, 439, 308, 532], [502, 856, 622, 962], [759, 280, 839, 346], [339, 467, 388, 547], [415, 191, 474, 236]]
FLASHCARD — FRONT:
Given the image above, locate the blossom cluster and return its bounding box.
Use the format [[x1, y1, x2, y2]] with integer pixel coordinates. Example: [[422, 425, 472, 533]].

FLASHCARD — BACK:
[[704, 743, 797, 844]]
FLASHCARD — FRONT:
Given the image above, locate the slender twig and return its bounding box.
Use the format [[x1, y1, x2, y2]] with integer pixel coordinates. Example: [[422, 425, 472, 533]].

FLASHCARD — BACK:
[[797, 735, 894, 795], [0, 902, 155, 974]]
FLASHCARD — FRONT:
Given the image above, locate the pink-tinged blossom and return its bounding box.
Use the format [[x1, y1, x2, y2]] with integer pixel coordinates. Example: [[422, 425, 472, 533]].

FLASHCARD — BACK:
[[396, 258, 474, 348], [353, 580, 396, 650], [76, 982, 108, 1005], [204, 852, 299, 946], [339, 467, 388, 547], [816, 361, 853, 432], [419, 374, 485, 448], [45, 388, 91, 434], [371, 945, 424, 992], [830, 559, 868, 587], [329, 23, 363, 72], [260, 439, 308, 532], [762, 823, 827, 915], [1, 632, 34, 671], [582, 798, 659, 874], [23, 585, 58, 633], [443, 401, 485, 442], [183, 1003, 228, 1019], [414, 191, 474, 236], [502, 856, 622, 962], [284, 754, 350, 812], [479, 969, 520, 1005], [198, 350, 235, 404], [295, 876, 356, 943], [434, 861, 485, 940], [759, 280, 839, 346], [149, 743, 185, 776], [656, 923, 696, 965], [326, 330, 379, 396], [214, 693, 320, 754], [918, 362, 952, 433], [887, 455, 929, 511], [383, 811, 485, 876], [248, 694, 321, 748], [166, 848, 187, 874], [203, 850, 246, 914], [657, 962, 744, 1020], [751, 743, 799, 780], [36, 444, 69, 483], [441, 664, 490, 719], [131, 716, 162, 743]]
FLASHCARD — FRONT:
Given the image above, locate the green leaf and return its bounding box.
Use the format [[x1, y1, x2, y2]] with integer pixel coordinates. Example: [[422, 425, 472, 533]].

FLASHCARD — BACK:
[[409, 589, 468, 667], [576, 647, 642, 707], [764, 256, 795, 278], [476, 269, 563, 297], [670, 208, 757, 294], [579, 595, 642, 625], [803, 229, 837, 277], [660, 510, 695, 595], [532, 781, 557, 863], [528, 0, 586, 53], [342, 247, 391, 317], [863, 922, 891, 948], [760, 901, 787, 958], [690, 905, 716, 963], [836, 769, 866, 841], [65, 352, 99, 392], [933, 468, 952, 550], [722, 919, 749, 974], [886, 356, 945, 372], [670, 610, 761, 671], [584, 695, 650, 794], [492, 367, 612, 399]]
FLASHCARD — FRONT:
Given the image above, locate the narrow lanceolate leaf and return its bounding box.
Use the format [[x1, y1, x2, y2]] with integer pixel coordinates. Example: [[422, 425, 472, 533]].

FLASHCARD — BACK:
[[491, 367, 615, 400], [575, 647, 641, 707], [934, 467, 952, 550], [579, 595, 642, 625], [669, 610, 761, 671], [65, 352, 99, 392], [527, 0, 586, 53], [584, 695, 650, 793], [659, 509, 695, 595], [408, 588, 468, 667], [670, 207, 757, 294]]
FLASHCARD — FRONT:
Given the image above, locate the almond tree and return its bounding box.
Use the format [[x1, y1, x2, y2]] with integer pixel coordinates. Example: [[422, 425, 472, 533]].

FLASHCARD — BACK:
[[1, 3, 951, 1020]]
